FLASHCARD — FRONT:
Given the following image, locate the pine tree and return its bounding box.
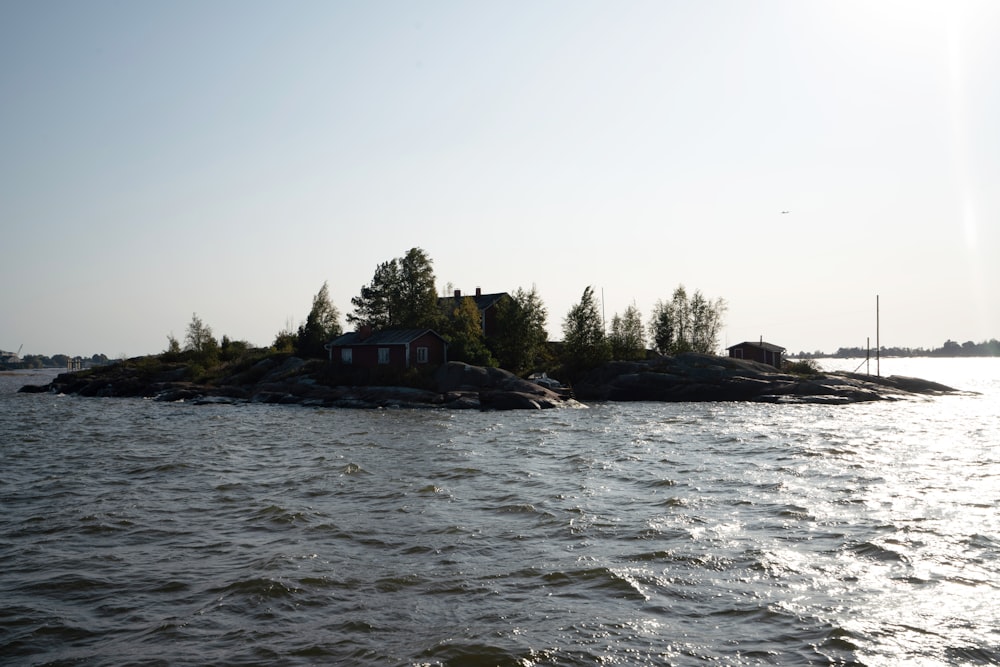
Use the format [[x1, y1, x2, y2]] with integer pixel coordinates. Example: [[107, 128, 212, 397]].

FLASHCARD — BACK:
[[297, 281, 343, 358], [349, 260, 400, 329]]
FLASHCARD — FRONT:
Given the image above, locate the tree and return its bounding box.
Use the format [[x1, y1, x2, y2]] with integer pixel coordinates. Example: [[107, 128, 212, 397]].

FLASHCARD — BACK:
[[491, 285, 549, 375], [297, 281, 343, 358], [396, 247, 441, 330], [609, 303, 645, 360], [648, 285, 726, 355], [165, 334, 181, 356], [649, 300, 675, 355], [349, 247, 441, 330], [220, 335, 251, 362], [561, 285, 611, 377], [688, 290, 725, 354], [444, 296, 496, 366], [185, 313, 217, 354], [272, 317, 297, 353], [349, 259, 400, 329], [184, 312, 219, 363], [670, 285, 691, 353]]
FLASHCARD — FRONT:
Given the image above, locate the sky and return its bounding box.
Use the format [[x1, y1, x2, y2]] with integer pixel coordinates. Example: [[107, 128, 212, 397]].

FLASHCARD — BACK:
[[2, 0, 998, 358]]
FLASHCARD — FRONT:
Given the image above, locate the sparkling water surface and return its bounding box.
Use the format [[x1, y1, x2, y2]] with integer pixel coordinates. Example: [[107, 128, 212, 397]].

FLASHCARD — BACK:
[[2, 359, 998, 666]]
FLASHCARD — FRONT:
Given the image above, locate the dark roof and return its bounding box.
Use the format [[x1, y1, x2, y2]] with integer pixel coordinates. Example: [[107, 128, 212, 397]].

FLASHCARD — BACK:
[[728, 341, 786, 353], [439, 292, 509, 311], [326, 328, 444, 348]]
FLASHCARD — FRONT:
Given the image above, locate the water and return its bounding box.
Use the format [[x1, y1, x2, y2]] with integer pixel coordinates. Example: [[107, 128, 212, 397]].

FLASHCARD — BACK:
[[2, 359, 999, 666]]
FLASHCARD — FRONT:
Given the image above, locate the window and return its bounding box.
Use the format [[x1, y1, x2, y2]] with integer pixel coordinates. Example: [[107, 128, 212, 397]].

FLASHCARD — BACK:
[[341, 348, 352, 364], [416, 346, 429, 364], [378, 348, 390, 364]]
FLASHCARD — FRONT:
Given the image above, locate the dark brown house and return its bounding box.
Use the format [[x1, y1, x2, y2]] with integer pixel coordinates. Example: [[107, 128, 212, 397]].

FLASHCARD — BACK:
[[439, 288, 510, 339], [325, 328, 448, 370], [727, 341, 785, 369]]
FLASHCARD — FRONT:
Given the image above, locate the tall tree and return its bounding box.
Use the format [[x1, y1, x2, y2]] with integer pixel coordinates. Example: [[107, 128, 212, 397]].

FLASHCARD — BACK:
[[561, 286, 611, 377], [649, 299, 675, 355], [349, 259, 400, 329], [609, 303, 645, 360], [396, 247, 442, 329], [670, 285, 691, 353], [491, 285, 549, 375], [297, 281, 343, 358], [688, 290, 725, 354], [348, 248, 441, 330]]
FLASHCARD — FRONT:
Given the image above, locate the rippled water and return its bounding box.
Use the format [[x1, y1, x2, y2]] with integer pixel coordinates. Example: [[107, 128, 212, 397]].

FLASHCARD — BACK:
[[2, 359, 999, 666]]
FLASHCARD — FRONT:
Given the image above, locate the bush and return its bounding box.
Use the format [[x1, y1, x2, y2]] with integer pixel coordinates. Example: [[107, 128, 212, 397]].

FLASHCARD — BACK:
[[783, 359, 822, 376]]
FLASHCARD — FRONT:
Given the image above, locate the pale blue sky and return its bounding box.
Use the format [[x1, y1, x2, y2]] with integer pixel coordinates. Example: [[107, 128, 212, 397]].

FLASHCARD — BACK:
[[2, 0, 997, 358]]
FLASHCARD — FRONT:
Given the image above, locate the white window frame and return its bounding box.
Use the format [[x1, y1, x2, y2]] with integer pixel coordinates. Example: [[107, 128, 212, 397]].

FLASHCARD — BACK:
[[341, 348, 352, 364], [378, 347, 391, 364], [416, 346, 429, 364]]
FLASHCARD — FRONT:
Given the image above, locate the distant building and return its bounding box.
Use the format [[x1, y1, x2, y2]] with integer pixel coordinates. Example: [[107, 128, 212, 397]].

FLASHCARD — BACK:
[[727, 341, 785, 369], [325, 327, 447, 370], [439, 288, 510, 339]]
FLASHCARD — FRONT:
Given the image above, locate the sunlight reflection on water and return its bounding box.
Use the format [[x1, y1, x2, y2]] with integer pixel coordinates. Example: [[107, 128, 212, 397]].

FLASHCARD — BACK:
[[1, 359, 998, 665]]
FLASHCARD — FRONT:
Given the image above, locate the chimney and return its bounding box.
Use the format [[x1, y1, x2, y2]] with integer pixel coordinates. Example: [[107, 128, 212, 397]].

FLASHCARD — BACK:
[[475, 287, 482, 297], [359, 324, 373, 341], [454, 289, 461, 299]]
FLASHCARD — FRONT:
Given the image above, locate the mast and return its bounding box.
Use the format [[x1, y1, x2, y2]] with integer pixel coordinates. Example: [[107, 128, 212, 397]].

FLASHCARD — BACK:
[[876, 294, 880, 377]]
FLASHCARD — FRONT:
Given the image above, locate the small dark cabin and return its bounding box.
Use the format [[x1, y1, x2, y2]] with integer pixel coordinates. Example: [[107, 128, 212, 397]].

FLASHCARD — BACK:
[[325, 328, 447, 371], [727, 341, 785, 369]]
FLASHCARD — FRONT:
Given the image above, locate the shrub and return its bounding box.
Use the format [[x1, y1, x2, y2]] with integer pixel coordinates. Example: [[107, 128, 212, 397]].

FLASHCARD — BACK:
[[783, 358, 822, 376]]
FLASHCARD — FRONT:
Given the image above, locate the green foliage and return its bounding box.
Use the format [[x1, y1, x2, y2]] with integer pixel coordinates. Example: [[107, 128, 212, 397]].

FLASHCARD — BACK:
[[297, 281, 343, 358], [561, 285, 611, 378], [783, 358, 822, 376], [349, 247, 442, 331], [649, 286, 726, 355], [165, 334, 181, 356], [397, 247, 442, 329], [490, 286, 549, 375], [184, 313, 219, 365], [609, 303, 645, 361], [349, 259, 399, 329], [272, 328, 297, 354], [219, 335, 253, 363], [444, 296, 496, 366]]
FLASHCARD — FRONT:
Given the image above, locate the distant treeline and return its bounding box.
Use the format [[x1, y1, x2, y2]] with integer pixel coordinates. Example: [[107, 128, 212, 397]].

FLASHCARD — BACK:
[[1, 353, 113, 369], [795, 339, 1000, 359]]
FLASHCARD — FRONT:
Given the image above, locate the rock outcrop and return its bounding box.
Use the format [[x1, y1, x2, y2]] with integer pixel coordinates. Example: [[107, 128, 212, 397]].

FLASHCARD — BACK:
[[18, 359, 576, 411], [573, 352, 957, 404], [18, 354, 958, 409]]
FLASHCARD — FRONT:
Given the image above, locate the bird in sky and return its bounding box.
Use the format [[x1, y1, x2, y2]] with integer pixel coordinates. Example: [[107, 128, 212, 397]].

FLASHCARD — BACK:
[[781, 210, 790, 214]]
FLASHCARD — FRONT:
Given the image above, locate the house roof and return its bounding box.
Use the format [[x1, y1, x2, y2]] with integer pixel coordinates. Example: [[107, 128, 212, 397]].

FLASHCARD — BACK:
[[439, 292, 508, 311], [728, 341, 786, 353], [326, 328, 444, 348]]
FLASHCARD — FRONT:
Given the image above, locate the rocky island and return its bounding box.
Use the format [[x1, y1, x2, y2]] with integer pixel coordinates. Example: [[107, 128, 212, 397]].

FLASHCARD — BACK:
[[19, 352, 958, 409]]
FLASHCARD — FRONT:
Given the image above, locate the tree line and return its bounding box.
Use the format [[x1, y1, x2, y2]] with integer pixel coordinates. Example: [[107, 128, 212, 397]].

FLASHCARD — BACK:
[[163, 247, 728, 382], [794, 339, 1000, 359], [1, 353, 112, 370]]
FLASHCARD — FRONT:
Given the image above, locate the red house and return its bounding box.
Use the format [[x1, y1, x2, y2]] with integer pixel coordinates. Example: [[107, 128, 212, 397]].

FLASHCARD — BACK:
[[325, 328, 448, 370], [727, 340, 785, 369]]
